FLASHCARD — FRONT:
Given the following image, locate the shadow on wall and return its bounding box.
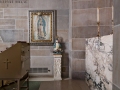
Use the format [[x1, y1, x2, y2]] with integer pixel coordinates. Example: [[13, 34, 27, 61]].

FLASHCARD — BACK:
[[58, 37, 69, 78]]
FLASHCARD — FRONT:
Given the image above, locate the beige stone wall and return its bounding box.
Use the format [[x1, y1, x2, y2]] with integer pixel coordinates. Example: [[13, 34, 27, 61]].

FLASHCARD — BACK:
[[69, 0, 113, 79], [0, 0, 69, 78]]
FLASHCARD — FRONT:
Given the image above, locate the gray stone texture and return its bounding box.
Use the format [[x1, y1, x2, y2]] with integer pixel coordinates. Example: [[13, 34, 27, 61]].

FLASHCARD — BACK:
[[0, 19, 15, 25], [57, 16, 69, 30], [30, 46, 39, 50], [30, 56, 54, 68], [100, 8, 112, 25], [72, 9, 97, 26], [113, 84, 120, 90], [0, 12, 3, 18], [57, 9, 69, 16], [114, 0, 120, 25], [4, 16, 28, 19], [72, 0, 112, 8], [113, 0, 120, 89], [0, 26, 15, 30], [39, 46, 53, 50], [100, 26, 112, 36], [0, 30, 24, 42], [113, 25, 120, 87], [97, 0, 112, 8], [72, 38, 85, 50], [57, 30, 68, 43], [24, 32, 29, 42], [72, 9, 97, 27], [29, 0, 69, 9], [72, 60, 85, 72], [73, 0, 97, 9], [72, 26, 98, 38], [0, 9, 3, 12], [16, 20, 28, 30], [0, 0, 29, 8], [72, 72, 85, 80], [30, 50, 53, 56], [72, 51, 85, 59], [4, 9, 28, 16]]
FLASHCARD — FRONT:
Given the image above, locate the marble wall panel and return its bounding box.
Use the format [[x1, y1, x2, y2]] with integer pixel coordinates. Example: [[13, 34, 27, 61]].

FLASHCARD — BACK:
[[86, 35, 113, 90]]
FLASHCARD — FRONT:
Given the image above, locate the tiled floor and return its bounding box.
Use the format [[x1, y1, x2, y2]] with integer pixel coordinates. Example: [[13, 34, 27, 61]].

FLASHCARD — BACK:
[[39, 80, 90, 90]]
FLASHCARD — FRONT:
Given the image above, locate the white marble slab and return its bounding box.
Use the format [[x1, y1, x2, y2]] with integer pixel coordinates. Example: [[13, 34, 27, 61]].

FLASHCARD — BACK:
[[85, 35, 113, 90]]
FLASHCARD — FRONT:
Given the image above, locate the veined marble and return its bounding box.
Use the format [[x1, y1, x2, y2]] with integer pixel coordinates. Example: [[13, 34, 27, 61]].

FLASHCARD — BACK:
[[85, 35, 113, 90]]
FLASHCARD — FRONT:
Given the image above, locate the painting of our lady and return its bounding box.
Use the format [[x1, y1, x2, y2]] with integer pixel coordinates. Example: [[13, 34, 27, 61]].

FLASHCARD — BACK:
[[32, 12, 51, 41], [37, 15, 46, 39]]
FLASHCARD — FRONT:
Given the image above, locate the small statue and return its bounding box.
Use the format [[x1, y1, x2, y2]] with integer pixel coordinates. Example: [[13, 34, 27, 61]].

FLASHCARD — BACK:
[[53, 38, 63, 54]]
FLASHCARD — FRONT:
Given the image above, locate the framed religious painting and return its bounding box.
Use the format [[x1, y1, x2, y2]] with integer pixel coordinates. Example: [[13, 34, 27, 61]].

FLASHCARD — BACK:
[[29, 10, 56, 45]]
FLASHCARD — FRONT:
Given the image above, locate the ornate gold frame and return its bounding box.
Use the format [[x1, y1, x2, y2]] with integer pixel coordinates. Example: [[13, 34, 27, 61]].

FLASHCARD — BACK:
[[29, 10, 56, 46]]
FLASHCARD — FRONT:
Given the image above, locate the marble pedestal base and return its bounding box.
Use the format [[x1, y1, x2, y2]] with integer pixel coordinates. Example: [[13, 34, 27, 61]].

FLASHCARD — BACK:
[[53, 55, 62, 80]]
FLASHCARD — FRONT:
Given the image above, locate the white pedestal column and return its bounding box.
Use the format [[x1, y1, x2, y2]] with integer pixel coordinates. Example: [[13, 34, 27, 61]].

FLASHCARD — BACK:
[[53, 55, 62, 80]]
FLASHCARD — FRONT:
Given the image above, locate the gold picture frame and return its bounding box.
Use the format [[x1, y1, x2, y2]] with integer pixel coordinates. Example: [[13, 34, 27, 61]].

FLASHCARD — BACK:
[[29, 10, 56, 45]]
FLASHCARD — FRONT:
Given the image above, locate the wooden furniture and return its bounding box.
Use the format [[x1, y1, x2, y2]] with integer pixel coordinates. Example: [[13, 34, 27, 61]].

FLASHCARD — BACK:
[[0, 41, 30, 90]]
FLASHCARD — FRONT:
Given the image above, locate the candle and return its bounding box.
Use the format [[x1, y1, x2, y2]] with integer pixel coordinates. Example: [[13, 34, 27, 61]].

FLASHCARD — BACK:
[[97, 8, 99, 22], [112, 5, 114, 20]]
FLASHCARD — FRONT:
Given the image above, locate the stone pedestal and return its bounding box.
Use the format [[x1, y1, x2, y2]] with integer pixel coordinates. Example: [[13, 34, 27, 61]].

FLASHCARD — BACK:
[[53, 55, 62, 80]]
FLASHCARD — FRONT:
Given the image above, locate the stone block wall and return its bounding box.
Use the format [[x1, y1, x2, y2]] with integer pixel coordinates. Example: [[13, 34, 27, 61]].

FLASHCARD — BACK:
[[69, 0, 113, 79], [0, 0, 69, 78]]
